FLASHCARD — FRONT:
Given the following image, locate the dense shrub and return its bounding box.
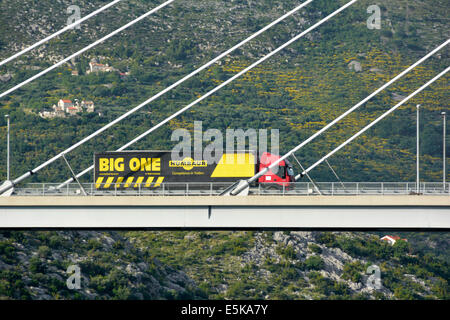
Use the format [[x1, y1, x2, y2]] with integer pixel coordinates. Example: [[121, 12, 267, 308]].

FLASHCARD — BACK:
[[308, 244, 322, 254], [29, 256, 47, 274], [277, 245, 296, 260], [305, 256, 325, 270], [316, 233, 337, 247], [342, 261, 365, 283], [0, 241, 17, 264]]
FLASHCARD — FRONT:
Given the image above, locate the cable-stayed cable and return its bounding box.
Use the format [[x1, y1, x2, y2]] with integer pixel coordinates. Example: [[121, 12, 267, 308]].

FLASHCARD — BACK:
[[3, 0, 316, 190], [229, 39, 449, 195], [54, 0, 357, 189], [0, 0, 176, 99], [1, 0, 315, 190], [0, 0, 124, 66], [300, 67, 449, 178], [54, 0, 315, 187]]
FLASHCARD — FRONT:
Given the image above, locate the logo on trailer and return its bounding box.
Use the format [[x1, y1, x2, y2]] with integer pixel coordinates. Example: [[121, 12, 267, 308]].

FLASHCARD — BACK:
[[169, 157, 207, 171]]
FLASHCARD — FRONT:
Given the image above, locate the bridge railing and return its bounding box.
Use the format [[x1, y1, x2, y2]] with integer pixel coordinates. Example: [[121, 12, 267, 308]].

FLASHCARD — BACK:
[[14, 182, 236, 196], [12, 181, 450, 196], [259, 182, 449, 195]]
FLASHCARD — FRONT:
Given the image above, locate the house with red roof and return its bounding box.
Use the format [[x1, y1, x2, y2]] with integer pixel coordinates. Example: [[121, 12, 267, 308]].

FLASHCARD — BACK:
[[89, 62, 115, 73], [380, 235, 408, 246], [57, 99, 73, 112], [67, 106, 79, 116]]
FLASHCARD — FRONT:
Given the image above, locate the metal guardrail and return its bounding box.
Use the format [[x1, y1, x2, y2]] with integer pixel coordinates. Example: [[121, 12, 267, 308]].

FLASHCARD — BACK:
[[11, 182, 450, 196]]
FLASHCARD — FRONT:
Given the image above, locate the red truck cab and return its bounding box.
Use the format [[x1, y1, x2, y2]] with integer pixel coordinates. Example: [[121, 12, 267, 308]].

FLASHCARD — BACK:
[[258, 152, 295, 187]]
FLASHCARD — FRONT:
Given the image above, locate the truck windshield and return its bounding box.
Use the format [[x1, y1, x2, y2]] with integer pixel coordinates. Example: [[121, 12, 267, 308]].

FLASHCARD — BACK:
[[287, 167, 294, 176]]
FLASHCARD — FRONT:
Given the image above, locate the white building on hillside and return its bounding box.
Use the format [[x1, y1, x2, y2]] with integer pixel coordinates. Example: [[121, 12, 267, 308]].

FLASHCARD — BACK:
[[88, 62, 115, 73], [81, 100, 95, 113], [58, 99, 73, 112], [380, 235, 408, 246]]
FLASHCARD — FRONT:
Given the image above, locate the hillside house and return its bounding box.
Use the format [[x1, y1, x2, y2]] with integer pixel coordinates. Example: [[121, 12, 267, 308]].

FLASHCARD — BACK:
[[58, 99, 73, 112], [38, 111, 55, 119], [67, 106, 79, 116], [39, 98, 97, 119], [81, 100, 95, 113], [380, 235, 408, 246], [88, 62, 115, 73]]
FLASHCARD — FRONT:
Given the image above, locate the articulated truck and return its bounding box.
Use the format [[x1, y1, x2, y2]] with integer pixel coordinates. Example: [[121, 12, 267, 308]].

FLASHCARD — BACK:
[[94, 150, 295, 189]]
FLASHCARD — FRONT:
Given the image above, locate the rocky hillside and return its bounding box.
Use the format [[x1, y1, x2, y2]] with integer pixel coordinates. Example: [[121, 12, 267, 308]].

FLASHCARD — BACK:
[[0, 231, 202, 299], [0, 0, 447, 62], [1, 230, 448, 299]]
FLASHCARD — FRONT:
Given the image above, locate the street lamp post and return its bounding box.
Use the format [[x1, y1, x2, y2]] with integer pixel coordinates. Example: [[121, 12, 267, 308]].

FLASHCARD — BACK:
[[4, 115, 10, 181], [442, 111, 446, 190], [416, 104, 420, 194]]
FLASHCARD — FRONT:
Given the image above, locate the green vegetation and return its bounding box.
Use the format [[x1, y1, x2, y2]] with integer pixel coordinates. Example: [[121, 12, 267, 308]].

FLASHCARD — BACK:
[[276, 244, 297, 260], [0, 241, 16, 264], [305, 255, 325, 270], [0, 0, 447, 184], [308, 243, 322, 254], [0, 230, 449, 300], [342, 261, 365, 283], [0, 0, 448, 301]]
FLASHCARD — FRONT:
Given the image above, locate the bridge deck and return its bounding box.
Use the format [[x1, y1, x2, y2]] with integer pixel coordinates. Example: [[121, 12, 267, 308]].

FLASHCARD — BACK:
[[1, 195, 449, 206], [1, 196, 449, 229]]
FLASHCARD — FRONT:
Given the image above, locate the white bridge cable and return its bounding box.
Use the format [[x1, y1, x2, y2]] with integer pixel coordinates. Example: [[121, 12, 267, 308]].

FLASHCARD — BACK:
[[0, 0, 176, 99], [55, 0, 358, 189], [0, 0, 124, 67], [7, 0, 316, 191], [229, 38, 449, 195], [299, 66, 450, 178], [51, 0, 316, 189], [325, 159, 345, 189], [290, 153, 322, 195]]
